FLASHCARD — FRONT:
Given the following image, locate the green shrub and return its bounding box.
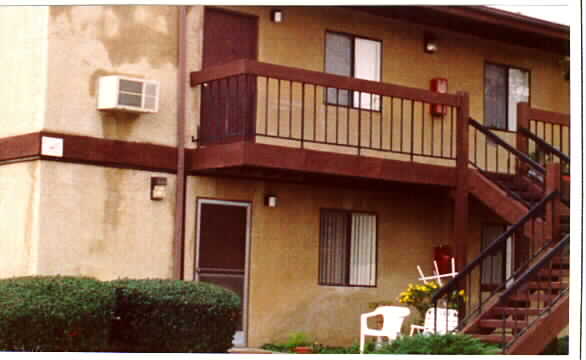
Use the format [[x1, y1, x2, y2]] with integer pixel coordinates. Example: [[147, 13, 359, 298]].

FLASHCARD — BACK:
[[541, 336, 569, 355], [0, 276, 115, 351], [110, 279, 240, 353], [373, 334, 500, 355]]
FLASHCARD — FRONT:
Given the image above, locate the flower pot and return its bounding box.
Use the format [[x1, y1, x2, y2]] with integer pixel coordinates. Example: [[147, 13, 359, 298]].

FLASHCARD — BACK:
[[294, 346, 313, 354]]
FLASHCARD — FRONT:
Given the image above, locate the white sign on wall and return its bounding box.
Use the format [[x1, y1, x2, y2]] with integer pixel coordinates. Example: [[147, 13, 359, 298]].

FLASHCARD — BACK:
[[41, 136, 64, 157]]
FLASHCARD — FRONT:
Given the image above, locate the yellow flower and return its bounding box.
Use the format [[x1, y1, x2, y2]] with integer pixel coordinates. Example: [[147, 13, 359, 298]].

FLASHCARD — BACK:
[[458, 290, 465, 296]]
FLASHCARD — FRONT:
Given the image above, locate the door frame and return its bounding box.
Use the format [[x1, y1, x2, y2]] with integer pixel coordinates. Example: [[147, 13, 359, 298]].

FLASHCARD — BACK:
[[195, 198, 252, 347]]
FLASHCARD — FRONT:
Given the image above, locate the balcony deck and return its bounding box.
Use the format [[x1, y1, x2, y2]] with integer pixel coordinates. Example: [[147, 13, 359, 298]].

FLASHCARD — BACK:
[[189, 59, 466, 188]]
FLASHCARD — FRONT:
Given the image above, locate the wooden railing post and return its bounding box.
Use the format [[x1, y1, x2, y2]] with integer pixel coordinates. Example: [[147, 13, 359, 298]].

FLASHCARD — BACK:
[[454, 92, 470, 275], [545, 162, 561, 244], [517, 102, 530, 176]]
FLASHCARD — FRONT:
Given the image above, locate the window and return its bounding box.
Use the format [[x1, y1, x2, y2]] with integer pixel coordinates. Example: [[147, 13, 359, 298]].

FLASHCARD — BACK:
[[484, 63, 530, 131], [480, 224, 510, 287], [325, 32, 382, 110], [319, 210, 377, 287]]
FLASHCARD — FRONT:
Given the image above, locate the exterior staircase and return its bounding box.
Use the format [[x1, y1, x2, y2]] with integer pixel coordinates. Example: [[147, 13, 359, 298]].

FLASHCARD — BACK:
[[432, 118, 570, 355]]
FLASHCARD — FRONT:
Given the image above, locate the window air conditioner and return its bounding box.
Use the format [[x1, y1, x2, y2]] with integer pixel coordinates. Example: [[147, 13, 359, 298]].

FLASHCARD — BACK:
[[97, 76, 159, 113]]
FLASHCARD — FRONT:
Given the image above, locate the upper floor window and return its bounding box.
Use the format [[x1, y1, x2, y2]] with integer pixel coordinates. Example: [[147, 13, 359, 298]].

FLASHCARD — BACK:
[[325, 31, 382, 111], [484, 63, 530, 131], [319, 209, 377, 287]]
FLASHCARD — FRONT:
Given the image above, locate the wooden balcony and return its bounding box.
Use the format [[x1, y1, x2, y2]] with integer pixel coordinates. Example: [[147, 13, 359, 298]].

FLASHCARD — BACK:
[[189, 59, 469, 187]]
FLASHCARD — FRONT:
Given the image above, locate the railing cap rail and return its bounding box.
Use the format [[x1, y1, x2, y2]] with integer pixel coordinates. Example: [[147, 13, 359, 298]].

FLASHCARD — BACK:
[[190, 59, 461, 106]]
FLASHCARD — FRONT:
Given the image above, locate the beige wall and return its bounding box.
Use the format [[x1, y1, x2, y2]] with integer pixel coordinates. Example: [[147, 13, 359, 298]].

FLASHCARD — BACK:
[[0, 7, 48, 138], [45, 6, 190, 147], [0, 161, 41, 277], [35, 161, 177, 279], [193, 6, 569, 159], [185, 176, 456, 346]]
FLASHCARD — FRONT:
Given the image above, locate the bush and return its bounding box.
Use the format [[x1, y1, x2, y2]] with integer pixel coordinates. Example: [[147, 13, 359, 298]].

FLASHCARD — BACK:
[[541, 336, 569, 355], [0, 276, 115, 351], [110, 279, 240, 353], [373, 334, 500, 355]]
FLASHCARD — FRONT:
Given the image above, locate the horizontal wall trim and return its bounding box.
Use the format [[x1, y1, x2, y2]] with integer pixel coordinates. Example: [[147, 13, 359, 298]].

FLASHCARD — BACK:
[[0, 131, 178, 174], [190, 141, 457, 187]]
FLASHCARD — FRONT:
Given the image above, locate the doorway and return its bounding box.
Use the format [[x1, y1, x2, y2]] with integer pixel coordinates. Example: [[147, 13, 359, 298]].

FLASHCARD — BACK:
[[195, 199, 251, 347], [200, 8, 258, 145]]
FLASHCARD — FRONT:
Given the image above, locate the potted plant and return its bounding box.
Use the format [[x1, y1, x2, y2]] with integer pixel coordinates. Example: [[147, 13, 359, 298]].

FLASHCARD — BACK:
[[398, 281, 465, 323]]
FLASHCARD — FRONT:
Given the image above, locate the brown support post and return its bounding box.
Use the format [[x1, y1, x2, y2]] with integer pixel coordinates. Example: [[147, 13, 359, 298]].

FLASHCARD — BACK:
[[517, 102, 530, 177], [545, 162, 561, 245], [454, 92, 470, 274]]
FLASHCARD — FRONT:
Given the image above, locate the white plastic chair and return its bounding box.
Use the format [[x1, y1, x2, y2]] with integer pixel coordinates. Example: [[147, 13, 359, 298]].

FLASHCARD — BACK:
[[360, 306, 410, 354], [409, 307, 458, 336]]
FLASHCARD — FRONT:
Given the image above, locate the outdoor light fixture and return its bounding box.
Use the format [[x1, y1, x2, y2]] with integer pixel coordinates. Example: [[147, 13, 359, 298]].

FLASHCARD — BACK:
[[271, 9, 283, 23], [265, 195, 278, 208], [151, 177, 167, 200], [424, 33, 438, 54]]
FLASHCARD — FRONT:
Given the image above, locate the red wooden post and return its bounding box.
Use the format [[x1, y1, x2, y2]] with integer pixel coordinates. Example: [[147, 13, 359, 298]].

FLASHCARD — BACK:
[[545, 162, 561, 245], [516, 102, 530, 176], [454, 92, 470, 274]]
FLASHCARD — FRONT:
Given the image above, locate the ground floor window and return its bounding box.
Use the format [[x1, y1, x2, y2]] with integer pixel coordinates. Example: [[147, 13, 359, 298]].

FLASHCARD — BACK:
[[319, 209, 377, 287]]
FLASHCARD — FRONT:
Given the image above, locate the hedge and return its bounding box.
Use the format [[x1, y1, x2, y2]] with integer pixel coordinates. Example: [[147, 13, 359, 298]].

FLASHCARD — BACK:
[[0, 276, 115, 352], [110, 279, 240, 353]]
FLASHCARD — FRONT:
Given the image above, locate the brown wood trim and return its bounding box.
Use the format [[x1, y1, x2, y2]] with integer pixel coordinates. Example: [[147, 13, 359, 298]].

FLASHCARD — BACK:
[[0, 131, 177, 173], [505, 295, 568, 354], [529, 107, 570, 126], [453, 92, 469, 274], [189, 141, 456, 187], [0, 132, 41, 162], [191, 59, 460, 106]]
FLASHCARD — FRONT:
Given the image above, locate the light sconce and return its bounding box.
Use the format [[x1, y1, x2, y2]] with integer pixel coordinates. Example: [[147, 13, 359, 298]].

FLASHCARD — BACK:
[[265, 195, 278, 208], [271, 9, 283, 23], [151, 177, 167, 201], [424, 33, 438, 54]]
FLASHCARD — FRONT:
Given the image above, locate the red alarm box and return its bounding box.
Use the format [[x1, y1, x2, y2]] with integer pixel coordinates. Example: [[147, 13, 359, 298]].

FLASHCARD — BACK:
[[434, 245, 452, 275], [430, 78, 448, 116]]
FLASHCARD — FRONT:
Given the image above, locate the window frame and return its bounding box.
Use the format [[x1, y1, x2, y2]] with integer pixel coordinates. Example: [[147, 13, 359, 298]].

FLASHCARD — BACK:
[[324, 30, 383, 112], [483, 61, 531, 133], [318, 208, 378, 288]]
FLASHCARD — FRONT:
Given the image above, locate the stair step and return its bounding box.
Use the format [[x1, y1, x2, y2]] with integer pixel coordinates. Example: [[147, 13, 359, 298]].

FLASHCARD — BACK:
[[469, 334, 513, 344], [507, 293, 557, 303], [490, 307, 542, 316], [517, 191, 542, 202], [552, 256, 570, 266], [537, 268, 569, 278], [479, 319, 529, 329], [526, 281, 567, 289]]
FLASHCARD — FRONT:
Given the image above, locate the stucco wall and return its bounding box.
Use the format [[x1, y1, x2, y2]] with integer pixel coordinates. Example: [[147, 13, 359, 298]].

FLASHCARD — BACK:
[[185, 176, 456, 346], [0, 7, 48, 138], [192, 6, 569, 159], [45, 6, 196, 147], [35, 161, 177, 279], [0, 161, 41, 277]]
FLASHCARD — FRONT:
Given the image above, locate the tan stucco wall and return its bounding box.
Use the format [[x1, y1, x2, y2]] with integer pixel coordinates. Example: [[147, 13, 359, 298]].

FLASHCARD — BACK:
[[185, 176, 456, 346], [0, 7, 48, 137], [217, 6, 569, 117], [0, 161, 41, 277], [44, 6, 198, 147], [192, 6, 569, 158], [35, 161, 177, 279]]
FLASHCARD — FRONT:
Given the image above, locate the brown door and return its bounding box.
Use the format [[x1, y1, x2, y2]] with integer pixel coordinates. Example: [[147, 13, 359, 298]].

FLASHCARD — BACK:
[[200, 8, 258, 145], [196, 200, 249, 344]]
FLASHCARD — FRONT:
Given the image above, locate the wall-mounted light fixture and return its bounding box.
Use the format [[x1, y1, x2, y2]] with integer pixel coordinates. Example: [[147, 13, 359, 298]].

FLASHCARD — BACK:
[[424, 32, 438, 54], [271, 9, 283, 23], [151, 177, 168, 200], [265, 194, 278, 208]]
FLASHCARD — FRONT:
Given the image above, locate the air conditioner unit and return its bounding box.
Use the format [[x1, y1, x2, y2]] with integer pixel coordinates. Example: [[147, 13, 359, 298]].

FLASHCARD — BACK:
[[97, 76, 160, 113]]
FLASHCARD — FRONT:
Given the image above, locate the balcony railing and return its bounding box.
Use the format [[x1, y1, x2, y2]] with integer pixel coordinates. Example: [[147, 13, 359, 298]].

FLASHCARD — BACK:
[[191, 60, 465, 164]]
